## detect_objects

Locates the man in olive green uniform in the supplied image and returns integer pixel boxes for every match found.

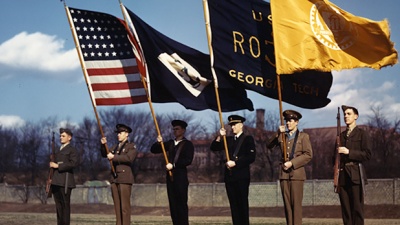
[337,105,371,225]
[50,128,79,225]
[100,124,138,225]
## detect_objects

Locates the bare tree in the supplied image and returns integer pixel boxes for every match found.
[0,126,18,183]
[367,106,400,176]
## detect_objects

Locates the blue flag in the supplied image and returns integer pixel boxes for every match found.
[206,0,332,109]
[123,6,254,112]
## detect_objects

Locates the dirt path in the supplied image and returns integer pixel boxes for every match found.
[0,203,399,219]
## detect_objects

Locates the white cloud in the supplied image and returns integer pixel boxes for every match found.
[0,31,79,73]
[0,115,25,128]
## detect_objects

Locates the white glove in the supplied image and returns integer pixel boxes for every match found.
[166,163,173,170]
[219,128,226,136]
[226,160,236,168]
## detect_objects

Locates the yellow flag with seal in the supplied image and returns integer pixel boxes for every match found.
[271,0,398,74]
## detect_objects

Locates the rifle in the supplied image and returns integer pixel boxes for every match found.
[45,132,56,198]
[333,107,341,193]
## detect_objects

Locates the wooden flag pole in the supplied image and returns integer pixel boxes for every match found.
[64,5,117,177]
[276,74,288,162]
[140,76,173,179]
[202,0,230,161]
[119,2,172,179]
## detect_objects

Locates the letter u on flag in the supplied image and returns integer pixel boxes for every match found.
[271,0,398,74]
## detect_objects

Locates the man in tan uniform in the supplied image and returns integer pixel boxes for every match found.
[267,110,313,225]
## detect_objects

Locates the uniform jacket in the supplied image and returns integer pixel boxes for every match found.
[150,138,194,179]
[51,144,79,188]
[267,131,313,180]
[210,134,256,182]
[339,126,372,185]
[101,141,137,184]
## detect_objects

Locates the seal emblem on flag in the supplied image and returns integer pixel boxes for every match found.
[310,2,358,50]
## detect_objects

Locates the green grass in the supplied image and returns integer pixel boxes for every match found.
[0,213,399,225]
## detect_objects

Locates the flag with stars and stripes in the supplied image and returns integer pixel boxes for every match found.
[66,7,147,106]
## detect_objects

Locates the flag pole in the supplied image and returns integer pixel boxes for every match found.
[119,1,173,178]
[64,5,117,177]
[202,0,230,161]
[276,74,288,162]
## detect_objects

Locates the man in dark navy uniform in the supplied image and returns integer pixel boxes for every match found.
[210,115,256,225]
[151,120,194,225]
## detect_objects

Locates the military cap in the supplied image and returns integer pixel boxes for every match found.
[283,110,302,121]
[59,128,73,137]
[115,124,132,133]
[228,115,246,125]
[171,120,188,129]
[341,105,359,115]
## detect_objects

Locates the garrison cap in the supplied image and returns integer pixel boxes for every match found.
[60,128,73,137]
[171,120,188,129]
[228,115,246,125]
[341,105,359,115]
[283,110,302,121]
[115,124,132,133]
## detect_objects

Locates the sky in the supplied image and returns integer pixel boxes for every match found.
[0,0,399,130]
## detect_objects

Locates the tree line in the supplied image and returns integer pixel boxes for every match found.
[0,106,399,187]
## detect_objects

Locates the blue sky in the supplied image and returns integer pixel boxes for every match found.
[0,0,399,130]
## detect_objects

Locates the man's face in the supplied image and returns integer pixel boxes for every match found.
[285,119,298,132]
[60,132,72,144]
[344,109,358,126]
[230,122,243,134]
[172,126,185,138]
[117,131,129,142]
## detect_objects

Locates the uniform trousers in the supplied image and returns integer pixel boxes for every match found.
[167,175,189,225]
[52,185,72,225]
[111,183,132,225]
[339,175,364,225]
[225,178,250,225]
[280,179,304,225]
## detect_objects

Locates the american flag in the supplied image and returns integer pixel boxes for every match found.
[67,7,147,106]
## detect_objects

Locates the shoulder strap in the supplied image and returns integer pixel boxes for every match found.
[289,130,300,159]
[233,135,246,160]
[173,140,186,164]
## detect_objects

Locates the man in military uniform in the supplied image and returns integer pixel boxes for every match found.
[50,128,79,225]
[267,110,313,225]
[100,124,138,225]
[337,105,372,225]
[151,120,194,225]
[210,115,256,225]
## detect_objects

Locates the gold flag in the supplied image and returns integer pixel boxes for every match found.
[271,0,398,74]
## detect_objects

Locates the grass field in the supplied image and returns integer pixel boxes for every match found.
[0,213,399,225]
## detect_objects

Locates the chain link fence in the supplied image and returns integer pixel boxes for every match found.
[1,179,399,206]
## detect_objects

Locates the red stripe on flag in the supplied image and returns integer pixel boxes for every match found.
[87,66,139,76]
[91,81,143,91]
[95,96,148,105]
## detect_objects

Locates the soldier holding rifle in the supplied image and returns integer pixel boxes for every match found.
[267,110,312,225]
[150,120,194,225]
[210,115,256,225]
[337,105,372,225]
[49,128,78,225]
[100,124,137,225]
